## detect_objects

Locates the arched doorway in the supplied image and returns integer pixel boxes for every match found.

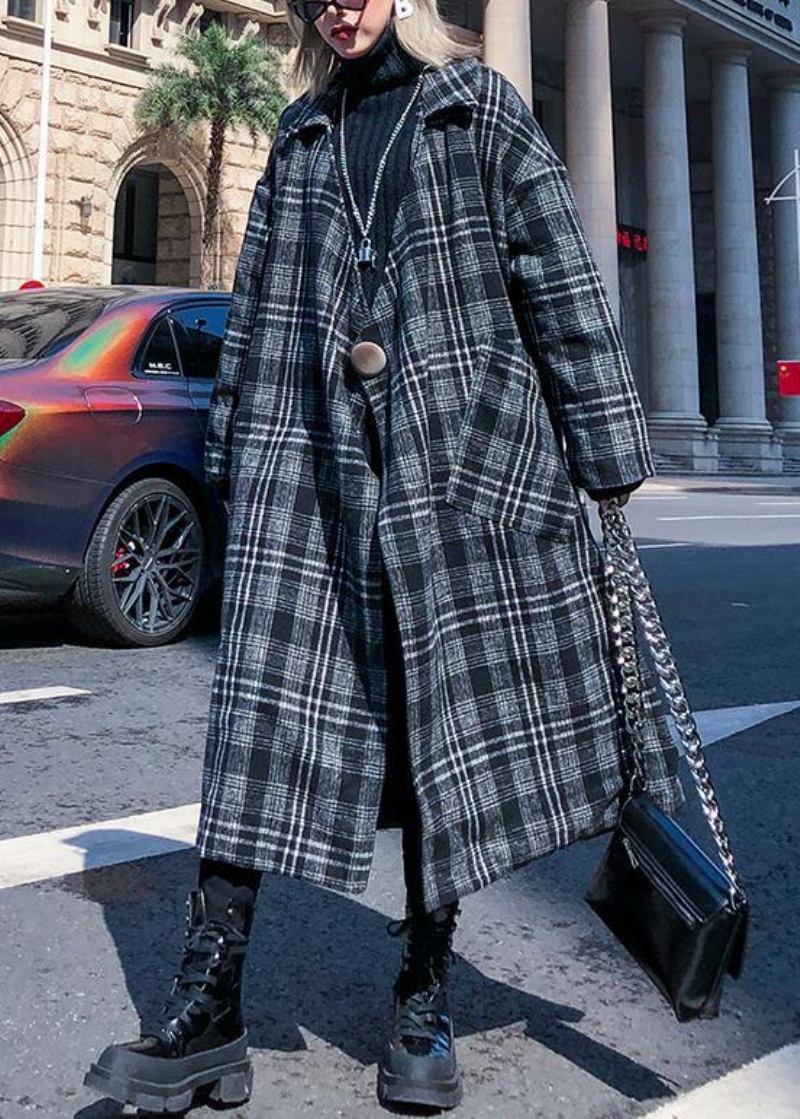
[112,163,192,285]
[0,112,35,290]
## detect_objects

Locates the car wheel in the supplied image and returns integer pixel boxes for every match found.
[65,477,206,647]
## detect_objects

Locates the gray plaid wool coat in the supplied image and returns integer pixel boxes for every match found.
[197,54,685,912]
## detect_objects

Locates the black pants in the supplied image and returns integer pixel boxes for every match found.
[377,558,428,912]
[199,814,427,915]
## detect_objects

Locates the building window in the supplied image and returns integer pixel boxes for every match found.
[109,0,134,46]
[8,0,37,19]
[199,7,224,33]
[438,0,481,33]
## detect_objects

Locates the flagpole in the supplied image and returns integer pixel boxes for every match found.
[31,0,54,281]
[766,149,800,397]
[795,147,800,309]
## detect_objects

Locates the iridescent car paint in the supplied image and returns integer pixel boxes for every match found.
[0,286,230,639]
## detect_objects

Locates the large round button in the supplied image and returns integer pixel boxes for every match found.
[349,340,387,377]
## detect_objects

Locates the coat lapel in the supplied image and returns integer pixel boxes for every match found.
[273,58,479,153]
[271,58,481,334]
[267,59,483,528]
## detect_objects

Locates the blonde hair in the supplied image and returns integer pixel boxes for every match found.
[284,1,481,100]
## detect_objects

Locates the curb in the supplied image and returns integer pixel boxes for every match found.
[644,474,800,495]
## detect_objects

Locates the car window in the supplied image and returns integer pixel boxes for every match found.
[170,304,229,380]
[139,317,181,377]
[0,292,112,361]
[39,331,84,358]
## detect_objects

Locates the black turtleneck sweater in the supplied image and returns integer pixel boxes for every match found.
[332,22,427,309]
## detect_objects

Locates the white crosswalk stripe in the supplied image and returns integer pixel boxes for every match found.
[0,699,797,892]
[693,700,800,745]
[0,685,91,706]
[0,803,200,889]
[658,514,800,521]
[644,1042,800,1118]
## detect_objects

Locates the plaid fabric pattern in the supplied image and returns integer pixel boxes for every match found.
[204,146,279,485]
[197,56,684,912]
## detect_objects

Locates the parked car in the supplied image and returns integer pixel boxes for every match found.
[0,285,232,647]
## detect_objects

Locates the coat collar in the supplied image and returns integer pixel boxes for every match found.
[274,57,479,154]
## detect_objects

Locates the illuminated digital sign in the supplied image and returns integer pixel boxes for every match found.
[617,224,647,255]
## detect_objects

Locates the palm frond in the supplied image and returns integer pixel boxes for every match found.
[137,24,286,136]
[133,22,288,286]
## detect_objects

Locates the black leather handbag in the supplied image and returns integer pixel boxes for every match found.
[584,499,749,1023]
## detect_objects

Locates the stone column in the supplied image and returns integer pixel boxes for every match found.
[766,72,800,467]
[564,0,620,322]
[482,0,533,107]
[636,12,717,471]
[706,45,782,472]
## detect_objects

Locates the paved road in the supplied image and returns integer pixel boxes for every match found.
[1,479,798,1118]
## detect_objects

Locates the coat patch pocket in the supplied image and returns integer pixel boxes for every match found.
[444,334,581,540]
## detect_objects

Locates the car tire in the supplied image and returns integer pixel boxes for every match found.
[65,477,206,648]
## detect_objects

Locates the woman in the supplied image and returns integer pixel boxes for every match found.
[85,0,685,1112]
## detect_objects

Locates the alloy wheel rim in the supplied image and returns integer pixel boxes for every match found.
[110,493,202,634]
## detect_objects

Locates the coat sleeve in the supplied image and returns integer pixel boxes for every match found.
[493,74,654,494]
[203,140,279,486]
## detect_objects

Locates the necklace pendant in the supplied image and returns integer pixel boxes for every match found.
[357,236,377,269]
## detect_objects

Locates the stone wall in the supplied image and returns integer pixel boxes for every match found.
[156,165,192,285]
[0,7,292,290]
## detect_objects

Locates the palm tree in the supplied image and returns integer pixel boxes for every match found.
[135,23,287,288]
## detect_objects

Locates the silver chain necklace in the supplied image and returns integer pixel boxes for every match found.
[338,68,427,270]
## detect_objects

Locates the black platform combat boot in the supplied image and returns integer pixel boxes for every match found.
[377,899,462,1110]
[84,880,256,1113]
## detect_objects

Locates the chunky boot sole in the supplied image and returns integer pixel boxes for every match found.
[84,1033,252,1113]
[376,1060,463,1110]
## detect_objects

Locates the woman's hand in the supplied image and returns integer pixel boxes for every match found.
[597,492,630,514]
[586,480,643,513]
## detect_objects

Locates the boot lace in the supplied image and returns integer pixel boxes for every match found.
[153,909,248,1037]
[386,903,460,1057]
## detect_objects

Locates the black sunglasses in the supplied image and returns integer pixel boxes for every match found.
[289,0,369,24]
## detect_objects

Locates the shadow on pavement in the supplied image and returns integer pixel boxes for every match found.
[0,584,221,651]
[0,598,74,650]
[57,841,675,1117]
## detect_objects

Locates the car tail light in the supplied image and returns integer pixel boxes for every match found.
[0,401,26,437]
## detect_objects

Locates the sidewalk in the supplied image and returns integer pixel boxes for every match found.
[644,473,800,495]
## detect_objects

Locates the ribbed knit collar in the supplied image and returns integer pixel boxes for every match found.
[336,20,426,95]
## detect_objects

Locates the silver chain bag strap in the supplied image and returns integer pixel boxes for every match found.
[584,497,749,1022]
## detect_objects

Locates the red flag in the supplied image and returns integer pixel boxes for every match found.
[777,359,800,396]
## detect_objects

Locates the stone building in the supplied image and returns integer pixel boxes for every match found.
[0,0,300,293]
[2,0,800,473]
